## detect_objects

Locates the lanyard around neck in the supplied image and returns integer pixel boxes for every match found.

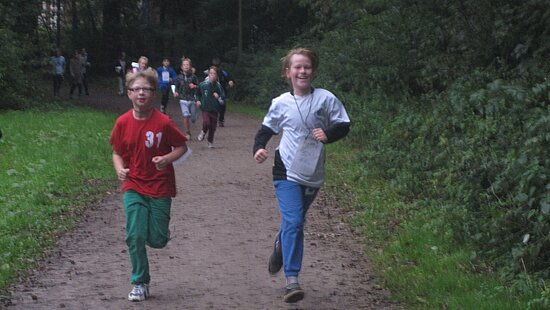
[293,93,314,131]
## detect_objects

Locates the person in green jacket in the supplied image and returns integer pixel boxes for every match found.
[195,66,225,148]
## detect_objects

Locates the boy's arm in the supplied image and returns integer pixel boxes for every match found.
[195,84,202,104]
[152,145,188,170]
[191,76,199,95]
[173,76,181,97]
[253,125,275,155]
[216,83,226,105]
[323,122,351,144]
[170,68,177,81]
[112,151,129,181]
[253,125,275,164]
[219,83,226,99]
[226,70,235,87]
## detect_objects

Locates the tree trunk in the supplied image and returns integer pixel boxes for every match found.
[84,0,98,35]
[238,0,242,62]
[56,0,61,47]
[71,0,78,48]
[101,0,122,63]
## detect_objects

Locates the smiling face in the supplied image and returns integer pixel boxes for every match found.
[286,54,314,96]
[127,77,155,112]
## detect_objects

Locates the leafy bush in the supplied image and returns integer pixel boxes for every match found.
[0,29,27,110]
[232,49,295,107]
[241,0,550,298]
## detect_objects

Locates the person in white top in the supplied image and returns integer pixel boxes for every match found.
[51,48,65,97]
[253,47,351,303]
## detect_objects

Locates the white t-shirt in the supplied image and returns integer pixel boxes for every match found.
[262,88,350,187]
[52,56,65,75]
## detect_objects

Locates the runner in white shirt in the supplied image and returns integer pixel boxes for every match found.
[253,48,351,303]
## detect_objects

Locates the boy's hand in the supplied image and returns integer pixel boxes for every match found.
[152,156,168,170]
[117,168,130,181]
[312,128,328,143]
[196,101,201,108]
[189,83,196,89]
[213,92,219,99]
[173,92,179,97]
[254,149,268,164]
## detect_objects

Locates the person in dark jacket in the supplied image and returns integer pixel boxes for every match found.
[173,58,199,140]
[115,52,130,96]
[195,66,225,148]
[204,57,234,127]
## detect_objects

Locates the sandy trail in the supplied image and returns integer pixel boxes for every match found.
[4,85,398,309]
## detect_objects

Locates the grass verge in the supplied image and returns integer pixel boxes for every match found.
[0,105,116,291]
[324,142,538,309]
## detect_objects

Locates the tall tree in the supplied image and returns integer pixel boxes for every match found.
[56,0,61,47]
[238,0,242,62]
[71,0,78,48]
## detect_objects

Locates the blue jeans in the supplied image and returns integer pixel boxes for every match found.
[273,180,319,277]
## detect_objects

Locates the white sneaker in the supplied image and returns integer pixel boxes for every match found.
[197,131,206,141]
[128,283,149,302]
[208,142,214,148]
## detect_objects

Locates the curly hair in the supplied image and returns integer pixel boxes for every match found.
[280,47,319,78]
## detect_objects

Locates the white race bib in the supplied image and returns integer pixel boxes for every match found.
[162,71,170,82]
[290,136,323,176]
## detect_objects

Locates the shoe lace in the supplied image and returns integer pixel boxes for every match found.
[285,282,301,291]
[130,285,144,296]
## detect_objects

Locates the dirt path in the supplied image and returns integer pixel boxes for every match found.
[4,84,400,309]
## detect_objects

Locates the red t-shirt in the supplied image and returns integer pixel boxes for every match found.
[109,109,187,198]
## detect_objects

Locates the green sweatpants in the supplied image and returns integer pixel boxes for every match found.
[123,190,171,285]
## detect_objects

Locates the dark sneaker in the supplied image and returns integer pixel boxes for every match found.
[268,236,282,275]
[283,283,304,303]
[128,283,149,302]
[218,121,224,127]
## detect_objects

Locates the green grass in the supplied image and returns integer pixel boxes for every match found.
[228,102,268,119]
[230,101,539,309]
[324,142,538,309]
[0,106,117,289]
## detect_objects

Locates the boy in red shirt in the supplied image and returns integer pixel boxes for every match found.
[109,68,188,302]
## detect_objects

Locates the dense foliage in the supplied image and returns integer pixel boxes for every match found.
[321,1,550,279]
[237,0,550,296]
[0,0,44,109]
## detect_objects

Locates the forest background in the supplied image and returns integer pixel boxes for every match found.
[0,0,549,308]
